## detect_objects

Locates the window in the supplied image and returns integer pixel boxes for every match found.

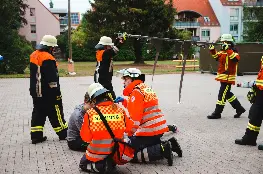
[230,8,239,21]
[30,8,35,16]
[230,23,238,35]
[201,30,210,37]
[204,17,210,23]
[30,25,36,33]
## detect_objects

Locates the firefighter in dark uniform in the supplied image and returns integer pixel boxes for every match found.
[235,56,263,150]
[94,35,126,100]
[29,35,68,144]
[207,34,246,119]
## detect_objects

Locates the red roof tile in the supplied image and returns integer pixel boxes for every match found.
[220,0,243,6]
[172,0,220,26]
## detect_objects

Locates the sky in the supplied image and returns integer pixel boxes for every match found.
[39,0,91,16]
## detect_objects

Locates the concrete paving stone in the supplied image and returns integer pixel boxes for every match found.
[1,74,263,173]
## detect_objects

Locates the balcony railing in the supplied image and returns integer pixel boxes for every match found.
[244,2,263,7]
[174,21,200,28]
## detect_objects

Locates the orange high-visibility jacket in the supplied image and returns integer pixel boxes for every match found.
[80,101,134,162]
[256,58,263,90]
[210,49,240,85]
[122,80,169,137]
[29,50,59,98]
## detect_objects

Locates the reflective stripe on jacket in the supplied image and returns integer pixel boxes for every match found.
[123,80,169,137]
[210,49,240,85]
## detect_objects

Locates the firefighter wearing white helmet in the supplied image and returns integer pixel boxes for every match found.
[207,33,245,119]
[29,35,68,144]
[114,68,183,166]
[79,82,135,173]
[94,34,127,100]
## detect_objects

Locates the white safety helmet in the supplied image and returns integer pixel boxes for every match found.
[98,36,114,46]
[87,83,109,100]
[116,68,142,78]
[220,34,234,42]
[40,35,58,47]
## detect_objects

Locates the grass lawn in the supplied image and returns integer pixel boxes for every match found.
[0,60,199,78]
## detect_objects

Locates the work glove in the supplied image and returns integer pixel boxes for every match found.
[247,85,257,104]
[114,96,124,103]
[221,43,229,51]
[209,45,215,50]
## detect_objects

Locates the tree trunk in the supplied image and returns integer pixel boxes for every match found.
[133,39,145,64]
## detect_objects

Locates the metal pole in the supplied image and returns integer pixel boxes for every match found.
[68,0,72,61]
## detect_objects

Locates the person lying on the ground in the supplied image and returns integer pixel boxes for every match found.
[66,92,93,152]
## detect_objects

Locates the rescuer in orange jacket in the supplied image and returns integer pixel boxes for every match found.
[79,83,135,173]
[29,35,68,144]
[235,56,263,150]
[207,34,246,119]
[115,68,183,166]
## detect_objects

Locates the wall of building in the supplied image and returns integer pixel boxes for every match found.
[209,0,243,41]
[19,0,60,44]
[199,27,221,42]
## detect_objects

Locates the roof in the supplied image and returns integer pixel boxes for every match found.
[172,0,220,26]
[220,0,243,6]
[38,0,59,21]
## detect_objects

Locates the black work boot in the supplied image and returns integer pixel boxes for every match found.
[207,105,223,119]
[207,112,221,119]
[161,141,173,166]
[58,129,67,140]
[234,106,246,118]
[167,124,178,133]
[32,136,47,144]
[168,137,182,157]
[258,144,263,150]
[235,129,258,146]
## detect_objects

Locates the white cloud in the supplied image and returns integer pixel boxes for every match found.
[39,0,91,15]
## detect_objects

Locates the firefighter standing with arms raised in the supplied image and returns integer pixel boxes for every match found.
[207,34,246,119]
[29,35,68,144]
[235,56,263,150]
[94,35,126,100]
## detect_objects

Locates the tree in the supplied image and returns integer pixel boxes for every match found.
[85,0,176,64]
[0,0,33,74]
[243,6,263,42]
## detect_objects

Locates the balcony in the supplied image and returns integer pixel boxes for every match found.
[244,2,263,7]
[173,21,200,28]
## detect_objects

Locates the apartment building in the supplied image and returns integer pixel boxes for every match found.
[49,8,81,34]
[173,0,221,42]
[209,0,243,42]
[19,0,60,46]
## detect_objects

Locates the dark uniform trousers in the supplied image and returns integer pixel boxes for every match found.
[214,82,244,114]
[243,89,263,142]
[31,93,68,140]
[95,73,116,100]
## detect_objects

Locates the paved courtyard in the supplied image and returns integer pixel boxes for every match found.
[0,73,263,174]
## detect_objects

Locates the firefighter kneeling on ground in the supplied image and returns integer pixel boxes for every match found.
[29,35,68,144]
[79,83,135,173]
[94,34,126,100]
[115,68,183,166]
[66,92,94,152]
[207,34,246,119]
[235,56,263,150]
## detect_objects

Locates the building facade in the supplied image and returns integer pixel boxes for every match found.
[209,0,243,42]
[19,0,60,46]
[173,0,221,42]
[48,8,80,34]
